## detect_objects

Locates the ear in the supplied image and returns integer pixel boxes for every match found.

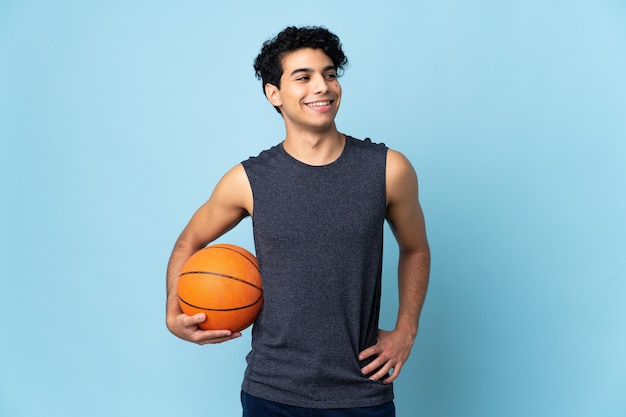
[265,83,282,107]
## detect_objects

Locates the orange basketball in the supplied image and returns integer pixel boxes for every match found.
[178,244,263,332]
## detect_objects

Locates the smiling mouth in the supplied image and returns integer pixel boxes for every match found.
[305,101,332,107]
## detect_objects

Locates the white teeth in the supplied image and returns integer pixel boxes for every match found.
[306,101,331,107]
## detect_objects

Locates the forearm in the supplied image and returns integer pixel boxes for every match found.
[395,246,430,339]
[359,246,430,382]
[165,238,206,328]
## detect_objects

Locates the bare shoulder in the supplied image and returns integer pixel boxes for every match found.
[386,148,419,204]
[211,163,253,216]
[220,163,250,189]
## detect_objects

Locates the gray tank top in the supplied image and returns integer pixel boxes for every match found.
[241,136,393,408]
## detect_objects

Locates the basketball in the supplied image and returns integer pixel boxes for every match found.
[178,244,263,332]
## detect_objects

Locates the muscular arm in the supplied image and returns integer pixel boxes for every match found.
[165,163,253,344]
[359,149,430,383]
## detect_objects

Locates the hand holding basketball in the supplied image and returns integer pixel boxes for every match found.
[177,244,263,332]
[169,312,242,345]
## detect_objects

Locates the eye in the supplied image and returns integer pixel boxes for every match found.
[324,73,337,80]
[296,75,310,81]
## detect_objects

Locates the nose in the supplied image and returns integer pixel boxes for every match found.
[311,73,329,94]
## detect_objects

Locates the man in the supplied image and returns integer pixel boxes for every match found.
[166,26,430,416]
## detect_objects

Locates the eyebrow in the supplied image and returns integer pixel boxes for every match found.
[289,65,337,76]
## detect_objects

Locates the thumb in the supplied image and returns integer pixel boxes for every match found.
[183,313,206,326]
[188,313,206,325]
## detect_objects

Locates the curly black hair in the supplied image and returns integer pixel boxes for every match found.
[253,26,348,113]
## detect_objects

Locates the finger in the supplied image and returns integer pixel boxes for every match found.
[195,328,237,340]
[380,362,404,384]
[382,372,397,384]
[360,355,386,377]
[195,334,236,345]
[368,361,394,382]
[358,345,380,361]
[192,330,242,345]
[360,358,379,376]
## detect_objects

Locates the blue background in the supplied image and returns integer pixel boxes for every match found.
[1,1,625,416]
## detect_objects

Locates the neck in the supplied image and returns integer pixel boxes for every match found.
[282,126,345,166]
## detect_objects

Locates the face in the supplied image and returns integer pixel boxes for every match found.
[265,48,342,133]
